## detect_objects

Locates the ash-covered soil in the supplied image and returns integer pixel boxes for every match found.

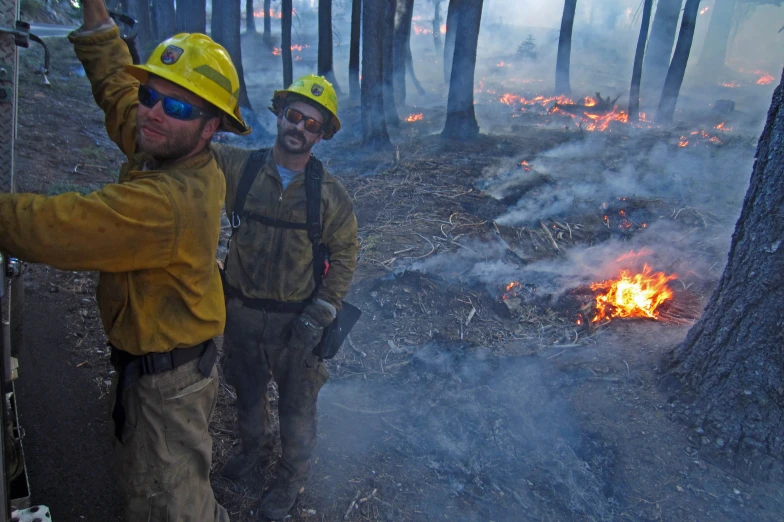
[10,34,784,522]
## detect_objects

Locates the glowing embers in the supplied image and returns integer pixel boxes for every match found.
[678,129,722,148]
[271,44,310,56]
[757,73,775,86]
[405,113,424,122]
[590,263,677,323]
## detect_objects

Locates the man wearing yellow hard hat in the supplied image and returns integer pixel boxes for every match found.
[0,0,248,518]
[212,75,358,519]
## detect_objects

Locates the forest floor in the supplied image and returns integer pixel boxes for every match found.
[9,31,784,522]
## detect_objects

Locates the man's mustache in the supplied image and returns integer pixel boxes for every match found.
[286,130,306,143]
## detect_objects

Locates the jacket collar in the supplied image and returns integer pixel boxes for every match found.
[128,148,214,176]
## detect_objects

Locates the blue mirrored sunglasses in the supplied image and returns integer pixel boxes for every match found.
[137,84,211,121]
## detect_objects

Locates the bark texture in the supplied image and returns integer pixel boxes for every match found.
[349,0,362,104]
[656,0,701,123]
[246,0,257,33]
[441,0,482,141]
[642,0,682,99]
[629,0,654,121]
[393,0,415,106]
[443,0,457,84]
[665,70,784,473]
[361,0,392,148]
[176,0,207,33]
[127,0,154,61]
[555,0,577,95]
[697,0,736,77]
[318,0,340,90]
[153,0,176,41]
[382,0,400,126]
[263,0,272,46]
[211,0,226,44]
[282,0,293,87]
[212,0,252,108]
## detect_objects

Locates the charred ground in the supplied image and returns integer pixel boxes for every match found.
[10,35,784,522]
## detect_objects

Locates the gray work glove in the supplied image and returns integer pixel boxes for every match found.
[289,299,337,351]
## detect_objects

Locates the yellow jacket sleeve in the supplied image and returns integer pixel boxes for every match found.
[0,181,176,272]
[69,25,139,159]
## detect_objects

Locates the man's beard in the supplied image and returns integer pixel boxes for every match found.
[277,129,312,154]
[136,118,204,161]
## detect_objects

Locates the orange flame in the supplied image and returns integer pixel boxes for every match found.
[757,74,775,85]
[405,113,424,122]
[715,122,729,131]
[678,137,689,147]
[591,264,677,323]
[720,82,741,88]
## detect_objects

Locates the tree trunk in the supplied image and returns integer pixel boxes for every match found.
[127,0,154,61]
[642,0,682,98]
[318,0,340,91]
[628,0,654,121]
[555,0,577,95]
[176,0,207,33]
[664,70,784,472]
[441,0,483,141]
[697,0,736,77]
[393,0,415,106]
[212,0,252,109]
[153,0,176,41]
[349,0,362,105]
[263,0,272,46]
[443,0,457,84]
[282,0,293,87]
[361,0,392,149]
[656,0,701,123]
[407,47,426,96]
[246,0,257,33]
[382,0,399,126]
[211,0,225,44]
[433,0,443,56]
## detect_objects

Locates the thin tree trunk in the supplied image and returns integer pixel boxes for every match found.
[318,0,340,91]
[393,0,415,106]
[441,0,483,141]
[362,0,391,148]
[211,0,225,44]
[642,0,682,97]
[664,69,784,471]
[629,0,654,121]
[263,0,272,46]
[407,47,425,95]
[657,0,702,123]
[443,0,457,84]
[213,0,252,109]
[555,0,577,95]
[154,0,176,41]
[176,0,207,33]
[697,0,736,76]
[382,0,399,126]
[246,0,257,33]
[282,0,293,87]
[433,0,443,56]
[349,0,362,105]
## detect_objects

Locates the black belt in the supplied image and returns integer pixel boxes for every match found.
[110,340,218,442]
[223,283,309,313]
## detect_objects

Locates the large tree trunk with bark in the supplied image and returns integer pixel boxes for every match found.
[153,0,176,41]
[642,0,682,98]
[127,0,155,61]
[246,0,257,34]
[361,0,392,149]
[393,0,415,106]
[211,0,226,44]
[318,0,340,90]
[555,0,577,95]
[656,0,701,123]
[282,0,293,87]
[176,0,207,33]
[382,0,399,126]
[212,0,252,109]
[443,0,457,84]
[432,0,443,56]
[349,0,362,104]
[664,70,784,475]
[263,0,272,46]
[441,0,482,141]
[629,0,654,121]
[697,0,736,77]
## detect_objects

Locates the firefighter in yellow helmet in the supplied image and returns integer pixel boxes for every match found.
[0,0,248,519]
[211,75,358,520]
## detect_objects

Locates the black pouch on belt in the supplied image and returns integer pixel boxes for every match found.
[110,340,217,442]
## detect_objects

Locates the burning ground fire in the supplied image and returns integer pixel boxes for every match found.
[405,113,424,122]
[272,44,310,57]
[589,264,678,323]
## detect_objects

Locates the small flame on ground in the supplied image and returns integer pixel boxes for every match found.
[699,6,710,14]
[715,122,731,131]
[757,74,775,85]
[502,281,525,300]
[720,82,741,88]
[678,137,689,147]
[405,113,424,122]
[591,264,677,323]
[518,160,531,171]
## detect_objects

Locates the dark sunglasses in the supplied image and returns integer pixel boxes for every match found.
[138,84,211,121]
[283,107,324,134]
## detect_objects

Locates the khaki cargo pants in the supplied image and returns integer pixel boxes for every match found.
[111,358,229,522]
[222,296,329,485]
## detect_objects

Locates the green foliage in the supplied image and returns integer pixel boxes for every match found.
[517,34,538,61]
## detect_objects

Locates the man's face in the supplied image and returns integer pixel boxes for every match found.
[276,100,324,155]
[135,76,219,161]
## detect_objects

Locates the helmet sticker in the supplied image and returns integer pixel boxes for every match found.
[311,84,324,96]
[160,45,184,65]
[292,80,306,88]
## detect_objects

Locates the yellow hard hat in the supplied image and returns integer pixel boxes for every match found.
[125,33,251,135]
[270,74,340,139]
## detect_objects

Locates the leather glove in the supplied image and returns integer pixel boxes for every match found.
[289,299,336,351]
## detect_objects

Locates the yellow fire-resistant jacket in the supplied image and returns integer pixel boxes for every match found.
[212,145,358,311]
[0,26,226,355]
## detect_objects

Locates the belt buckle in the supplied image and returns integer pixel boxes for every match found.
[141,351,173,375]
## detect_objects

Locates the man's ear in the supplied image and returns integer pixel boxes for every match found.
[201,116,221,140]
